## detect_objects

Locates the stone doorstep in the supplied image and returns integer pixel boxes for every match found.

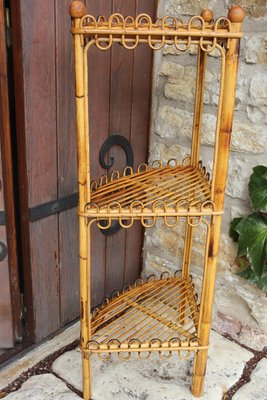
[1,327,266,400]
[51,330,253,400]
[1,374,80,400]
[232,358,267,400]
[0,322,80,390]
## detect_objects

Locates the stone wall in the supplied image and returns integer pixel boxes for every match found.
[143,0,267,349]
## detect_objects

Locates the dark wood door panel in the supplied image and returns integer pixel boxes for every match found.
[106,0,136,296]
[87,0,112,307]
[18,0,59,342]
[88,0,155,302]
[55,0,79,326]
[12,0,155,342]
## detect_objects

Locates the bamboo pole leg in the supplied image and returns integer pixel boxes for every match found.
[79,217,93,399]
[70,3,92,398]
[82,355,92,400]
[192,9,245,396]
[191,215,221,397]
[192,349,208,397]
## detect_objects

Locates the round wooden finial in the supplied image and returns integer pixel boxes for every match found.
[69,1,86,18]
[228,5,245,23]
[201,9,213,23]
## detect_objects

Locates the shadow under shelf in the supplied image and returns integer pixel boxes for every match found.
[82,272,204,360]
[79,160,221,225]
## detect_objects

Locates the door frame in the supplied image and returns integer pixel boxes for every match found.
[0,0,22,351]
[9,0,35,343]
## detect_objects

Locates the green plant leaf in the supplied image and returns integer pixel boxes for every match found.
[235,212,267,277]
[229,217,243,242]
[249,165,267,212]
[238,267,267,292]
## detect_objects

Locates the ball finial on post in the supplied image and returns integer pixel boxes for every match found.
[69,0,86,18]
[201,9,213,23]
[228,5,245,23]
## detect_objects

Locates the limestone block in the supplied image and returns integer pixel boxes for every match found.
[163,65,196,102]
[243,34,267,64]
[217,233,237,271]
[4,374,80,400]
[250,74,267,107]
[235,67,250,107]
[226,155,250,199]
[231,120,267,154]
[225,152,267,200]
[155,105,217,145]
[235,281,267,331]
[247,105,267,124]
[165,82,194,102]
[161,62,215,104]
[149,142,190,163]
[160,60,184,81]
[155,105,193,139]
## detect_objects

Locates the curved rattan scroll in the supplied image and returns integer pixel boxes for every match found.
[76,13,239,53]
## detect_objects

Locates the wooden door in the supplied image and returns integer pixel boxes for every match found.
[11,0,155,343]
[0,0,21,348]
[88,0,155,306]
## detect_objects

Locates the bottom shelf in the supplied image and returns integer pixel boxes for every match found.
[84,273,202,359]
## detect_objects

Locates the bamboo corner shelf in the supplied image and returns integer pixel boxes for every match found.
[70,2,245,399]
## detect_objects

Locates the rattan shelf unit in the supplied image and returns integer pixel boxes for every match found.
[70,2,244,399]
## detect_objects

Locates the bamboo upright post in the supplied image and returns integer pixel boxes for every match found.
[192,6,245,397]
[183,9,211,280]
[180,10,212,325]
[70,2,92,399]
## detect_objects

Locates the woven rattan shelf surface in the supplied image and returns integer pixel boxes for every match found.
[84,273,200,358]
[81,161,218,222]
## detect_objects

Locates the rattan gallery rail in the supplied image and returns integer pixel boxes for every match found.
[69,2,245,399]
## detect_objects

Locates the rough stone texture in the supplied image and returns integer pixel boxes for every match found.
[52,331,253,400]
[250,74,267,107]
[0,323,79,390]
[232,358,267,400]
[166,0,218,16]
[3,374,80,400]
[228,0,267,18]
[243,34,267,64]
[144,0,267,351]
[155,104,266,155]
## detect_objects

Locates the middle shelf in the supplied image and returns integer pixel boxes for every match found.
[81,160,217,222]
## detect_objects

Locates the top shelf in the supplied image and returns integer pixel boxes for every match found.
[70,4,245,47]
[74,14,242,39]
